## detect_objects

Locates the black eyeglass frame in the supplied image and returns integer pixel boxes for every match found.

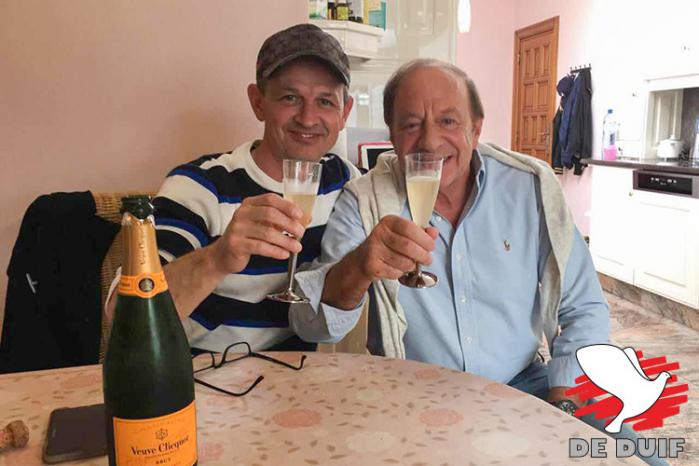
[192,341,306,397]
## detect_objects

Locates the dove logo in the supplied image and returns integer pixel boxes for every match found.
[566,344,688,433]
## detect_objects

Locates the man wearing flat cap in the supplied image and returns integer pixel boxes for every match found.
[107,24,360,353]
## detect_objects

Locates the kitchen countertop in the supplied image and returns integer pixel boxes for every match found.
[581,157,699,175]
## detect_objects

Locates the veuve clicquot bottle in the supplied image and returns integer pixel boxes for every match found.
[103,196,197,466]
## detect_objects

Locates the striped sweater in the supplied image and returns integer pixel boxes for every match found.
[153,140,361,352]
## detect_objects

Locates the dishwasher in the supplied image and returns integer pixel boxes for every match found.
[632,170,699,198]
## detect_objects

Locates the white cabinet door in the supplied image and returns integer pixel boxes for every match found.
[632,191,699,308]
[589,166,634,283]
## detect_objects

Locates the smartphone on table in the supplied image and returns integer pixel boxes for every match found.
[43,403,107,464]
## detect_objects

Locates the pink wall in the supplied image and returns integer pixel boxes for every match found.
[0,1,307,327]
[514,0,596,235]
[456,0,515,148]
[457,0,596,235]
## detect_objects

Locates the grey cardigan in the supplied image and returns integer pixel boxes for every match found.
[344,143,575,358]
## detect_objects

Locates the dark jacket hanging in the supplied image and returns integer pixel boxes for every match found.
[552,74,573,174]
[0,192,119,373]
[551,108,564,174]
[559,68,592,175]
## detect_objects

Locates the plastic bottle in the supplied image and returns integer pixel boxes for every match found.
[602,109,619,161]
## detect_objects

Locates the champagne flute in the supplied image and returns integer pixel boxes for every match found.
[267,159,322,304]
[399,152,443,288]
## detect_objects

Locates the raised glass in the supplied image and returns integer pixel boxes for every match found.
[399,152,443,288]
[267,159,322,303]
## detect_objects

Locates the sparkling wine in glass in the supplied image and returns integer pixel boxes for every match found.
[267,159,322,303]
[399,152,443,288]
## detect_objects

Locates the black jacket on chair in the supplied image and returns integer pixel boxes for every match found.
[0,192,119,373]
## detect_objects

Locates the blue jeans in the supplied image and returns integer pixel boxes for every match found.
[508,360,670,466]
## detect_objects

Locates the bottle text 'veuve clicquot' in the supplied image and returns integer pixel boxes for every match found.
[103,196,197,466]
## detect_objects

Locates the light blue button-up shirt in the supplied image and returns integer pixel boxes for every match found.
[293,150,609,389]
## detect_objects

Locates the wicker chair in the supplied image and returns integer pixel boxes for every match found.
[317,303,369,354]
[94,192,155,362]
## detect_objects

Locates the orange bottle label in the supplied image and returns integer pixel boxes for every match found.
[118,271,169,299]
[113,401,197,466]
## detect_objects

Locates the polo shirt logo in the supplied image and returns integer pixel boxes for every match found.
[503,240,511,252]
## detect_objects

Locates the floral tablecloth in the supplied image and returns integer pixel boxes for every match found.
[0,352,642,465]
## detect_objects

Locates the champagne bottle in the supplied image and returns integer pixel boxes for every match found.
[103,196,197,466]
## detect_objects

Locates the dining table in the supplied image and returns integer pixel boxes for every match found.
[0,351,644,465]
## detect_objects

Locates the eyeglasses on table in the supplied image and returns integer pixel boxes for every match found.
[192,341,306,397]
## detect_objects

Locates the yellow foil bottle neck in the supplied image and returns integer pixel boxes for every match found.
[118,212,168,298]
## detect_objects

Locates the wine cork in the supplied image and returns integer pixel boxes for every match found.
[0,420,29,452]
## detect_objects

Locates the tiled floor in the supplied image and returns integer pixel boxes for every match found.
[607,292,699,466]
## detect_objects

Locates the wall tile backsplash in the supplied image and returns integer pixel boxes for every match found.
[681,87,699,156]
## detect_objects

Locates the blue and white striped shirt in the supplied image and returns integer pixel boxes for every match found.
[153,140,361,352]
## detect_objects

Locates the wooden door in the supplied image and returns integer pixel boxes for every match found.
[511,17,559,163]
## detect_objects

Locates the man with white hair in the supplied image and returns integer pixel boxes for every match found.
[294,58,667,466]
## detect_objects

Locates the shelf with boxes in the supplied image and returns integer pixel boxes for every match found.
[308,0,385,60]
[309,0,386,27]
[309,19,384,60]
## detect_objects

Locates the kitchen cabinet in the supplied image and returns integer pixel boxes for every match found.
[635,2,699,81]
[589,166,635,283]
[633,190,699,308]
[309,19,384,60]
[315,0,458,130]
[615,89,645,158]
[589,165,699,309]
